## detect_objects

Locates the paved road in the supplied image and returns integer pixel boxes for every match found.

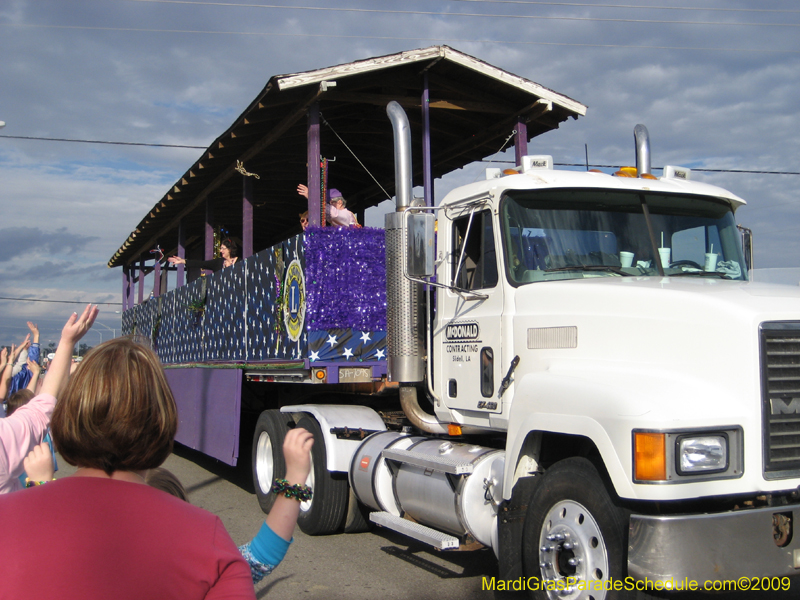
[57,446,800,599]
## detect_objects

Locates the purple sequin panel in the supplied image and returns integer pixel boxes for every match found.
[304,226,386,330]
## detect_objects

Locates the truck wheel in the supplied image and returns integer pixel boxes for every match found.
[296,415,349,536]
[252,409,290,514]
[522,458,638,600]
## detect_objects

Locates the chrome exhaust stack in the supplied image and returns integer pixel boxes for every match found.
[634,124,651,177]
[385,101,425,384]
[384,101,491,435]
[387,101,413,210]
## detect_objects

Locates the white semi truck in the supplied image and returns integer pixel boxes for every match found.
[259,103,800,598]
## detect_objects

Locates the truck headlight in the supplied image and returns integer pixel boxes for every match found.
[633,427,741,483]
[677,434,728,474]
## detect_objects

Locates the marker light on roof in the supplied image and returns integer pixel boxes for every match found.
[614,166,637,177]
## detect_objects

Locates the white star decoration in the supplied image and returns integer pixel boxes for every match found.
[327,335,338,348]
[375,348,386,359]
[343,347,353,359]
[360,331,371,343]
[310,350,320,362]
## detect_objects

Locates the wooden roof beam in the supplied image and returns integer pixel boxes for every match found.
[431,100,553,167]
[124,85,328,266]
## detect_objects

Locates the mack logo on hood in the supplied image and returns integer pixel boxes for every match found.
[445,322,480,341]
[771,398,800,415]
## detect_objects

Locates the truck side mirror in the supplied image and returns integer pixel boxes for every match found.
[406,212,435,278]
[738,225,753,271]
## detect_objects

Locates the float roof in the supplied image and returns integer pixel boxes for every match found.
[108,45,586,268]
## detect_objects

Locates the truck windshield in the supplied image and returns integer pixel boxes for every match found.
[501,189,748,284]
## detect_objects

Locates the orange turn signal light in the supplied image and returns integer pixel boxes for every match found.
[633,432,666,481]
[448,424,463,437]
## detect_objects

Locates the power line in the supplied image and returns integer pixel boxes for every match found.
[486,161,800,176]
[4,135,798,177]
[116,0,800,27]
[0,135,205,149]
[6,5,800,30]
[0,297,122,306]
[449,0,800,14]
[3,23,796,54]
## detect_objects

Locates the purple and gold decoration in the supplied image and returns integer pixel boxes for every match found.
[304,226,386,330]
[282,259,306,342]
[305,226,387,362]
[122,227,384,366]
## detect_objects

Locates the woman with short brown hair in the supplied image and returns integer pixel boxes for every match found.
[0,336,255,600]
[51,337,177,475]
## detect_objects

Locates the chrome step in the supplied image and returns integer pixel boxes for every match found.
[370,511,460,550]
[380,448,474,475]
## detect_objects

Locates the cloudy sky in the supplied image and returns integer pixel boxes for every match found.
[0,0,798,345]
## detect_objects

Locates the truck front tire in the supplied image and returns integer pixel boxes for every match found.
[522,458,639,600]
[295,415,349,535]
[252,409,291,513]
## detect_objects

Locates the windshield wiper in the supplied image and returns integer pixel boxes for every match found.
[544,265,633,276]
[670,271,731,279]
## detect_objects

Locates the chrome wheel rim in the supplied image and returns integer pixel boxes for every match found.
[538,500,609,600]
[255,431,274,494]
[299,449,315,513]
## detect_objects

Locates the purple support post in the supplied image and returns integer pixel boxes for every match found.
[122,267,128,311]
[126,266,134,309]
[242,176,254,259]
[422,73,433,207]
[204,198,214,275]
[205,199,215,260]
[514,118,528,168]
[307,103,322,227]
[137,258,145,305]
[177,218,186,287]
[153,260,161,297]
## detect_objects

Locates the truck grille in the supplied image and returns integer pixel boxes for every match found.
[761,322,800,479]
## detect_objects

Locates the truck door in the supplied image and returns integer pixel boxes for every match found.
[437,205,504,415]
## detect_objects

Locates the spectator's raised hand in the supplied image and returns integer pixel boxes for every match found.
[0,346,7,365]
[13,336,30,360]
[42,305,99,398]
[283,426,314,485]
[297,183,309,199]
[23,443,55,484]
[61,304,99,346]
[26,322,40,343]
[27,358,41,376]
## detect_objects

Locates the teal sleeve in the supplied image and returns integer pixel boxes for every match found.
[249,521,292,567]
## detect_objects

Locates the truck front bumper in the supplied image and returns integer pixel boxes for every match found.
[628,504,800,583]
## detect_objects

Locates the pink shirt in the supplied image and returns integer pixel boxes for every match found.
[326,204,357,227]
[0,392,55,493]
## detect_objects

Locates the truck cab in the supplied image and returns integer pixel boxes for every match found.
[389,114,800,594]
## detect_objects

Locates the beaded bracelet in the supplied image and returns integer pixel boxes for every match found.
[25,478,55,488]
[271,478,313,502]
